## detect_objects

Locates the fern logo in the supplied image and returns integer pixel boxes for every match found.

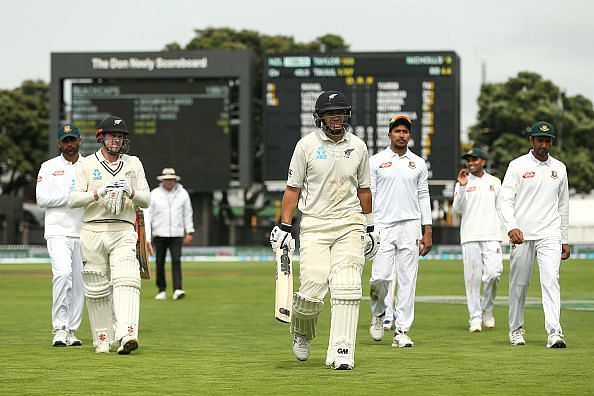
[316,146,328,160]
[92,169,102,180]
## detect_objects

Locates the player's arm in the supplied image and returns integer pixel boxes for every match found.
[559,167,570,260]
[451,170,467,214]
[183,190,195,245]
[68,163,95,208]
[281,186,300,225]
[417,162,432,256]
[36,163,68,208]
[498,162,523,244]
[129,159,151,208]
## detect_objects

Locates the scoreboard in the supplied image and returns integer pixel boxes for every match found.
[262,52,460,184]
[66,78,232,191]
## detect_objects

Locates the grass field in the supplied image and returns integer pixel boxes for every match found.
[1,259,593,395]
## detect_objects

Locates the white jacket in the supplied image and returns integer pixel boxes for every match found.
[149,183,195,238]
[36,154,84,238]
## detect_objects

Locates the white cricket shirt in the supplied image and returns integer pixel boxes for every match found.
[287,129,370,219]
[68,150,151,231]
[498,151,569,243]
[452,171,502,243]
[369,147,432,227]
[36,154,84,238]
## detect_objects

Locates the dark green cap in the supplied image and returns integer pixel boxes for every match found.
[529,121,555,138]
[57,123,80,141]
[461,148,488,160]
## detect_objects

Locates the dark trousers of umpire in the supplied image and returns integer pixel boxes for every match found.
[154,236,184,292]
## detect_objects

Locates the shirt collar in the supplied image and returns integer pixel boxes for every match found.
[385,146,411,159]
[528,150,552,166]
[59,154,81,165]
[95,149,121,164]
[316,129,350,143]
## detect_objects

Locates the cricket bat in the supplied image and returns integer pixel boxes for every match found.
[135,209,151,280]
[274,244,293,323]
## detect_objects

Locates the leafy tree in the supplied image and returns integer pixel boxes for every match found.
[470,72,594,193]
[0,80,49,196]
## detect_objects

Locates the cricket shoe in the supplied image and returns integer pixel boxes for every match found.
[369,316,384,341]
[392,329,414,348]
[117,335,139,355]
[469,318,482,333]
[155,291,167,300]
[66,331,82,346]
[292,335,310,361]
[546,331,566,349]
[52,329,68,347]
[333,356,353,371]
[509,328,526,346]
[482,310,495,328]
[172,289,186,300]
[382,318,393,331]
[95,330,111,353]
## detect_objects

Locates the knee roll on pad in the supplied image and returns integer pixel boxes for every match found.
[112,276,141,290]
[111,255,142,289]
[82,271,110,299]
[330,263,362,300]
[290,293,324,340]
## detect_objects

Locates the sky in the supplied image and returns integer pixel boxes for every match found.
[3,0,593,135]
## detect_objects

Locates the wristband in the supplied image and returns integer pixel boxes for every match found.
[364,213,374,233]
[280,223,292,232]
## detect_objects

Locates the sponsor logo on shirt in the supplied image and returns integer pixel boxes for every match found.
[69,179,75,191]
[92,169,102,180]
[37,176,42,183]
[316,146,328,160]
[522,171,535,179]
[408,161,416,169]
[288,168,293,177]
[489,185,495,191]
[466,186,476,192]
[551,170,558,179]
[379,161,392,168]
[52,170,64,176]
[344,148,355,158]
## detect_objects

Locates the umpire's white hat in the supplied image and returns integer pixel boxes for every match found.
[157,168,181,181]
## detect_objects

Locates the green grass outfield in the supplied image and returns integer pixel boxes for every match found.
[1,259,593,395]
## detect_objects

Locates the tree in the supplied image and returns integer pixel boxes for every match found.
[0,80,49,196]
[470,72,594,193]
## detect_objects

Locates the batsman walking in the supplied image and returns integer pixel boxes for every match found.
[68,115,150,354]
[270,91,378,370]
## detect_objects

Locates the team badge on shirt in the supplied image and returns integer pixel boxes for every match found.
[37,176,42,183]
[551,170,558,179]
[316,146,328,160]
[344,148,355,158]
[92,169,102,180]
[408,161,416,169]
[489,185,495,191]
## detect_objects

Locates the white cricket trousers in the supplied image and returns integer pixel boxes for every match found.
[369,219,421,332]
[509,238,563,335]
[462,241,503,323]
[47,236,84,331]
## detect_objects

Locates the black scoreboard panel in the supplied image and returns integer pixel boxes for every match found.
[263,52,460,182]
[68,78,231,191]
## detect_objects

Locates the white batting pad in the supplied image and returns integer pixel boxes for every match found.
[83,271,114,346]
[113,285,140,341]
[290,293,324,340]
[325,299,360,367]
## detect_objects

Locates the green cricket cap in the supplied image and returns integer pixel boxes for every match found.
[529,121,556,138]
[461,148,488,160]
[57,123,80,141]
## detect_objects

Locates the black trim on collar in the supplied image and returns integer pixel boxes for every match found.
[94,153,124,177]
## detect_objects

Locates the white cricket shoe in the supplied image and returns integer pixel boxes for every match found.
[369,316,384,341]
[66,331,82,346]
[382,318,393,331]
[52,329,68,347]
[469,318,482,333]
[392,329,414,348]
[172,289,186,300]
[292,335,310,361]
[509,328,526,346]
[95,330,111,353]
[155,291,167,300]
[482,310,495,328]
[546,332,566,349]
[117,335,139,355]
[333,356,353,370]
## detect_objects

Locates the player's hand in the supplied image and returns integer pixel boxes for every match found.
[113,179,133,196]
[561,243,570,260]
[270,223,293,251]
[364,226,380,259]
[508,228,524,245]
[457,169,469,186]
[96,181,120,198]
[419,232,433,256]
[104,188,126,216]
[183,233,193,245]
[147,242,154,256]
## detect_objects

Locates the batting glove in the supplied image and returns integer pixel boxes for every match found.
[364,225,380,260]
[270,223,293,251]
[112,179,132,196]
